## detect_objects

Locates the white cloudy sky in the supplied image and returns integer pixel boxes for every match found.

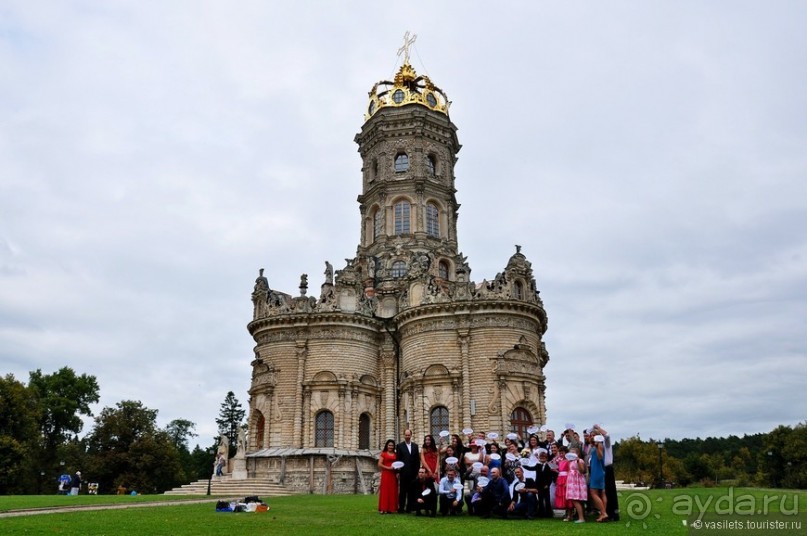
[2,1,805,448]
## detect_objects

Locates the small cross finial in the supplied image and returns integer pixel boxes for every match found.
[397,31,417,64]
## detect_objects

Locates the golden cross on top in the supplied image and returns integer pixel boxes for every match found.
[397,31,417,64]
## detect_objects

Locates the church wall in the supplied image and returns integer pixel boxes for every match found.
[249,453,379,494]
[396,310,463,438]
[251,340,300,448]
[464,308,546,434]
[394,304,546,438]
[304,324,381,382]
[302,322,383,450]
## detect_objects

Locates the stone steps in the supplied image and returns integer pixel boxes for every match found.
[163,477,294,497]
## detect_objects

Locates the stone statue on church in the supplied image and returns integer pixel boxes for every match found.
[235,428,247,459]
[299,273,308,296]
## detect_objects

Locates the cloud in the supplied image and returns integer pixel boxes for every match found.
[1,1,805,445]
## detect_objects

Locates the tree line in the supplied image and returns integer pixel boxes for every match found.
[3,367,803,493]
[614,423,806,489]
[0,368,245,494]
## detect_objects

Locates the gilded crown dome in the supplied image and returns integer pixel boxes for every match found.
[365,61,450,121]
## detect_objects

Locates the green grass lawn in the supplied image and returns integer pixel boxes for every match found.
[1,488,804,535]
[0,493,215,512]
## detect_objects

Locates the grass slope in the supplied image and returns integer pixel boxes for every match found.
[1,488,804,536]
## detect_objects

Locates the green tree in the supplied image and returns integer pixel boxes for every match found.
[762,423,807,489]
[164,419,197,451]
[684,453,711,482]
[0,374,40,493]
[85,400,185,494]
[164,419,197,483]
[215,391,245,457]
[27,367,99,486]
[28,367,100,453]
[189,440,218,480]
[614,436,659,484]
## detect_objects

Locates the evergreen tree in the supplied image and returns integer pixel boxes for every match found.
[215,391,245,457]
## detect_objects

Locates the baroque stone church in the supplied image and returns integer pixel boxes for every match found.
[243,49,550,493]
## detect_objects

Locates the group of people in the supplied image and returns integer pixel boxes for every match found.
[377,424,619,523]
[57,471,83,495]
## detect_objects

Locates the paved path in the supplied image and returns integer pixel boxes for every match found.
[0,498,216,518]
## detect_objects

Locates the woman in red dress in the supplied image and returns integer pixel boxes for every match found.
[378,439,399,514]
[420,434,439,482]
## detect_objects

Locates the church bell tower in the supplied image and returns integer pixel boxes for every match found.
[243,37,550,494]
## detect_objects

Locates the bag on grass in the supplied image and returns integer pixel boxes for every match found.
[215,500,233,512]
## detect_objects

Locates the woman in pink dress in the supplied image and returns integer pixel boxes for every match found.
[564,447,588,523]
[553,444,569,514]
[378,439,399,514]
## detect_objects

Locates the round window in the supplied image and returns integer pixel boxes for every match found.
[392,89,405,104]
[426,93,437,107]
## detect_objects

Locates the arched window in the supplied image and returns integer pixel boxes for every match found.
[438,260,449,280]
[358,413,371,450]
[315,410,334,447]
[373,208,384,239]
[430,406,449,437]
[425,154,436,175]
[255,410,265,449]
[426,203,439,237]
[510,407,533,440]
[394,201,411,234]
[394,153,409,172]
[514,281,524,300]
[391,261,407,278]
[371,159,378,181]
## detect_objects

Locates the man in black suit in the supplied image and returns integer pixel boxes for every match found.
[534,449,554,517]
[396,429,419,513]
[508,467,538,519]
[409,467,437,516]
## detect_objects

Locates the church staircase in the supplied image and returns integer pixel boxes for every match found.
[163,476,293,497]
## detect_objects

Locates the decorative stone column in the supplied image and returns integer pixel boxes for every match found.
[415,381,425,438]
[338,384,347,447]
[498,377,508,434]
[350,384,359,449]
[262,387,274,449]
[382,350,396,441]
[293,340,308,447]
[451,378,461,432]
[376,393,384,447]
[302,386,312,446]
[457,331,471,428]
